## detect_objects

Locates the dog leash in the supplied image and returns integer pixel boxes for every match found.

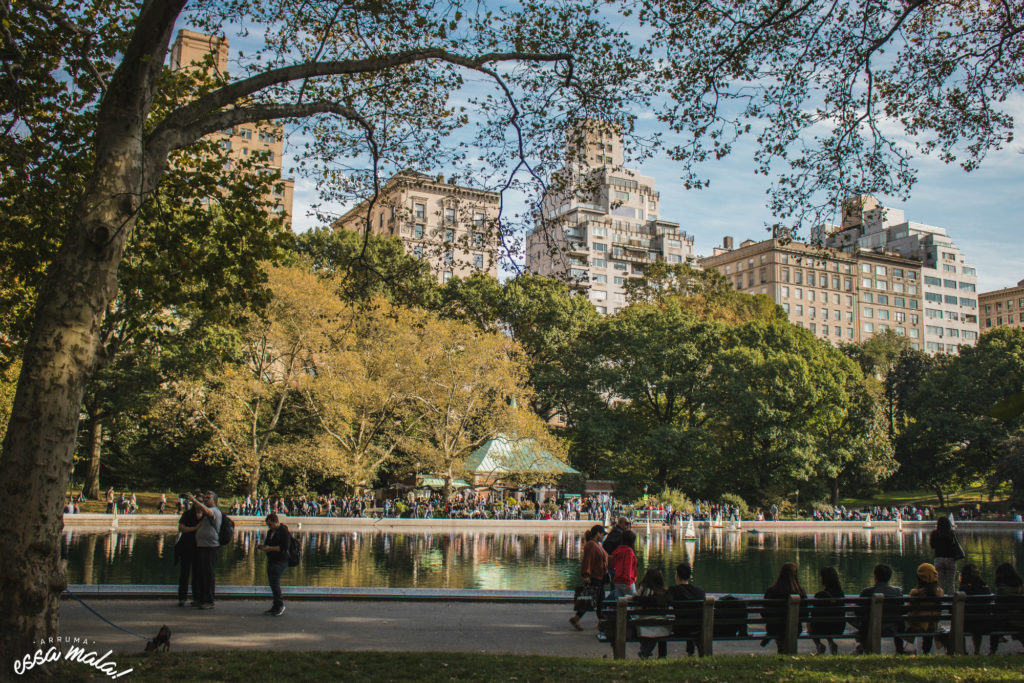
[63,588,150,641]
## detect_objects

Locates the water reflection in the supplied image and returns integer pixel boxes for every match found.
[63,527,1023,594]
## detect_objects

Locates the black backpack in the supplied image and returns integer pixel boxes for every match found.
[215,513,234,546]
[286,529,301,567]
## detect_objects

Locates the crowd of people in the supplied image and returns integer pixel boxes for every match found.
[570,516,1024,659]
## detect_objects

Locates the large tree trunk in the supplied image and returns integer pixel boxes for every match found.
[0,0,177,654]
[83,410,103,500]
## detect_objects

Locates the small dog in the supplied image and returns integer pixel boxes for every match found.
[145,625,171,652]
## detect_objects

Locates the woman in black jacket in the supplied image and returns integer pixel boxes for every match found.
[762,562,807,653]
[808,566,845,655]
[929,516,960,595]
[259,513,292,617]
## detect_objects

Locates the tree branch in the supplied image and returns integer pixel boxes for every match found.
[156,48,572,138]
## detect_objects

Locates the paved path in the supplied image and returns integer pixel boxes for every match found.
[60,598,1023,659]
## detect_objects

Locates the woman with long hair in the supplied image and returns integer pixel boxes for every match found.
[634,568,672,659]
[808,566,844,655]
[762,562,807,652]
[570,524,608,631]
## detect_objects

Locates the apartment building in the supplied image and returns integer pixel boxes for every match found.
[817,195,979,354]
[701,237,925,348]
[333,170,500,283]
[525,124,695,315]
[980,280,1024,332]
[169,30,294,225]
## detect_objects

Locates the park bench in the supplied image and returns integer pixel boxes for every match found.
[596,592,1021,659]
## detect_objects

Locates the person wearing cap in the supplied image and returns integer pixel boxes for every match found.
[907,562,946,654]
[186,491,222,610]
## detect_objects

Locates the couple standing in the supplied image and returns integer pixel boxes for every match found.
[569,517,639,629]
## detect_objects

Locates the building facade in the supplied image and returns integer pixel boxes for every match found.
[701,237,925,348]
[524,125,695,315]
[980,280,1024,332]
[334,170,501,283]
[817,196,979,354]
[169,30,294,225]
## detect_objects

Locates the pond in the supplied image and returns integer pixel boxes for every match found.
[63,526,1024,595]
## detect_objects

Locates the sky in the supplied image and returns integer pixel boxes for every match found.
[284,107,1023,294]
[205,16,1024,295]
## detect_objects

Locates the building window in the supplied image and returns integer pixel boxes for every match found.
[444,250,454,264]
[414,203,426,219]
[413,245,423,259]
[474,212,485,227]
[593,242,608,251]
[593,258,607,268]
[878,309,890,321]
[443,271,453,283]
[863,307,874,318]
[862,278,872,288]
[863,292,873,303]
[473,231,484,247]
[864,322,874,333]
[474,254,484,269]
[877,294,889,305]
[614,276,624,285]
[782,286,790,298]
[444,228,454,243]
[414,223,424,238]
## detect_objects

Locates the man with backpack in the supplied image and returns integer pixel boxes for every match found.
[186,491,223,610]
[259,513,293,616]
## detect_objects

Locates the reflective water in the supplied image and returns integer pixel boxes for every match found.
[63,526,1024,594]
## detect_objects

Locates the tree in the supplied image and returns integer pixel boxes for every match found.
[572,301,723,492]
[396,314,561,502]
[622,262,786,325]
[0,0,627,653]
[899,327,1024,507]
[184,264,348,496]
[298,300,431,491]
[439,273,600,421]
[3,0,1022,657]
[705,320,863,505]
[291,226,439,309]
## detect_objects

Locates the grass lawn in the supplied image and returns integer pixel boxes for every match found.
[49,651,1024,682]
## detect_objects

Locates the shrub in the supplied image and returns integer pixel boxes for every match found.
[810,500,834,515]
[719,493,749,518]
[655,488,695,513]
[543,503,558,516]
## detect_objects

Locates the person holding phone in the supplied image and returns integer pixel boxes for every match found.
[259,513,292,616]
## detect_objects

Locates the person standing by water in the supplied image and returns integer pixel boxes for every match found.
[187,491,222,610]
[259,513,292,616]
[175,491,202,607]
[570,524,607,631]
[930,516,960,595]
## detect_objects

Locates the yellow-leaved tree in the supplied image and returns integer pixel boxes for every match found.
[184,264,349,495]
[398,315,566,502]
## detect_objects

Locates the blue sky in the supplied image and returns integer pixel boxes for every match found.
[203,17,1024,295]
[286,99,1024,294]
